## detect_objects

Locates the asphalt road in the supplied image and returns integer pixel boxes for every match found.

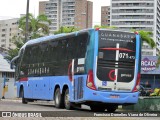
[0,100,159,120]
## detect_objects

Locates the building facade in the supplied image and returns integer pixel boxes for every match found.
[39,1,47,15]
[0,18,20,50]
[110,0,160,56]
[101,6,110,26]
[41,0,93,32]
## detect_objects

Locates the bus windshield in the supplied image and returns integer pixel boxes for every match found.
[97,30,136,84]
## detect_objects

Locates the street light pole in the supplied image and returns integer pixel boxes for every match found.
[25,0,30,42]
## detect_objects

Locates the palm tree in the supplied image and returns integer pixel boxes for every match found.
[54,26,79,35]
[19,13,51,39]
[137,30,155,48]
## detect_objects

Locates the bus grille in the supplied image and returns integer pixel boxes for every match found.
[74,77,83,100]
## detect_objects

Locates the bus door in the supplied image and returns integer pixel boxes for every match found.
[96,30,137,92]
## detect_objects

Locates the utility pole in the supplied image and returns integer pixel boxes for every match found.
[25,0,30,42]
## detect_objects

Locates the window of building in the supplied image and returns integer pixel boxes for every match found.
[2,29,6,32]
[1,44,5,47]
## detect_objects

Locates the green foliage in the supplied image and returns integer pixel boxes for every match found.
[5,13,51,62]
[19,13,51,39]
[94,25,117,29]
[138,30,155,48]
[54,26,79,35]
[4,36,24,61]
[156,56,160,68]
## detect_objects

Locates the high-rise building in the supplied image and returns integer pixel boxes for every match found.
[101,6,110,26]
[39,1,47,15]
[110,0,160,56]
[41,0,93,32]
[0,18,20,50]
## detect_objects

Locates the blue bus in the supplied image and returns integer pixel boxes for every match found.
[11,28,141,112]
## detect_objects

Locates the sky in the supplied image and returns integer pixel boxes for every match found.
[0,0,110,25]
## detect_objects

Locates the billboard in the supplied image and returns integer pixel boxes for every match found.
[141,56,160,74]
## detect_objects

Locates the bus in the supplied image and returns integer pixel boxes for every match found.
[11,28,141,112]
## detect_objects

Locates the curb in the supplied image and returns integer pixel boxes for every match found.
[0,98,22,102]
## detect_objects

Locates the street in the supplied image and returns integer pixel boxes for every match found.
[0,100,159,120]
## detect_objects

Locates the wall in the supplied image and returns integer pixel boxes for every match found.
[0,78,17,99]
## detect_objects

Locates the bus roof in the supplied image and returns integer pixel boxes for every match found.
[21,28,94,49]
[19,28,137,52]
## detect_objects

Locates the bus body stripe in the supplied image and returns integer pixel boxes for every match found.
[19,77,28,81]
[100,48,134,52]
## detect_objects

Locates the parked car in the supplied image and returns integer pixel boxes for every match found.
[139,83,153,96]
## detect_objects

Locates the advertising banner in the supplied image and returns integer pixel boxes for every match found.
[141,56,160,74]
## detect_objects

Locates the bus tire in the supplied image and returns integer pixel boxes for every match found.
[64,88,74,110]
[106,105,117,112]
[20,88,27,104]
[54,88,64,108]
[90,105,105,112]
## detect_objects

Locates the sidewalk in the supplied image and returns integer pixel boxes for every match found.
[0,98,22,102]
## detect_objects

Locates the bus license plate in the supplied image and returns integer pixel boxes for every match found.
[110,95,119,98]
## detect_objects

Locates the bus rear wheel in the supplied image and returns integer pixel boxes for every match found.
[54,88,64,108]
[64,88,74,110]
[20,88,27,104]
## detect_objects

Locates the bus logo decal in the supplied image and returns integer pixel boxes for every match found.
[108,70,116,81]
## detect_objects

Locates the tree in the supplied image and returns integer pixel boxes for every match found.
[4,36,24,62]
[137,30,155,48]
[19,13,51,39]
[4,14,51,62]
[54,26,79,35]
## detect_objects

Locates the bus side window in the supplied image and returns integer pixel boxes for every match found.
[61,39,67,60]
[57,40,63,61]
[40,42,48,63]
[77,33,89,58]
[67,37,77,60]
[50,40,58,62]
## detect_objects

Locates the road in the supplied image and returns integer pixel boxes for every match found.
[0,100,159,120]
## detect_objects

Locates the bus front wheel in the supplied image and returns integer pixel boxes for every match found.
[20,88,27,104]
[54,88,64,108]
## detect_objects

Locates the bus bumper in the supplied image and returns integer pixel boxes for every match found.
[83,88,139,104]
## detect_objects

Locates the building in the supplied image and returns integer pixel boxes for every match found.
[39,1,47,15]
[101,6,110,26]
[0,18,20,50]
[41,0,93,32]
[0,54,16,99]
[110,0,160,56]
[86,1,93,28]
[0,54,14,79]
